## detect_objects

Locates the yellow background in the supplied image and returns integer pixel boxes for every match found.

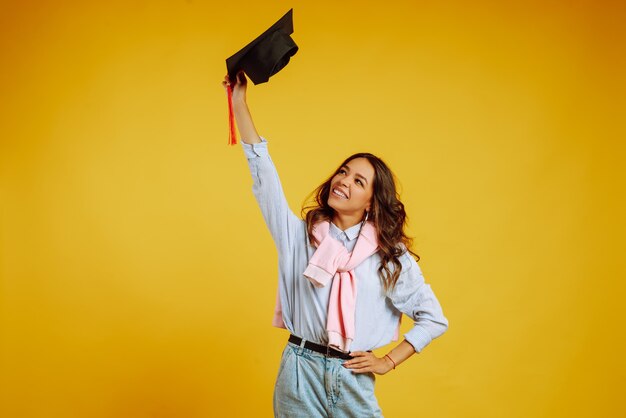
[1,0,624,417]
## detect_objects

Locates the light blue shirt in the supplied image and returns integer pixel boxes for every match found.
[243,138,448,352]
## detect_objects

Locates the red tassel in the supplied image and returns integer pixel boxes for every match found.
[227,84,237,145]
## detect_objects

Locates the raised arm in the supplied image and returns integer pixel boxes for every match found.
[222,72,303,255]
[222,72,261,144]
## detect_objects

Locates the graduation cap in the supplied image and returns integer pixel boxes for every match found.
[224,9,298,145]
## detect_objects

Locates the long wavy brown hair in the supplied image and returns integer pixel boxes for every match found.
[302,153,419,291]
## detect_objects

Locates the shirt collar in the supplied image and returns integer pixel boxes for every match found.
[330,221,363,242]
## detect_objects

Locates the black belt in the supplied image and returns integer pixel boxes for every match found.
[288,334,352,360]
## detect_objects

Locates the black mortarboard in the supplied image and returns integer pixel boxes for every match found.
[226,9,298,85]
[224,9,298,145]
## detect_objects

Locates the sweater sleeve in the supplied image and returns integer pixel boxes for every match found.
[387,254,449,353]
[242,138,304,255]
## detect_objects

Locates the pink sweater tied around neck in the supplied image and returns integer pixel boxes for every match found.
[273,220,380,352]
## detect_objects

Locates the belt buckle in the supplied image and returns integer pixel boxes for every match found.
[325,344,332,358]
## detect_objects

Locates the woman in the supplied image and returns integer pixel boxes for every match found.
[223,72,448,417]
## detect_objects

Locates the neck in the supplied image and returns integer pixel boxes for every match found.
[332,213,363,231]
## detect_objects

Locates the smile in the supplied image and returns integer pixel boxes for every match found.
[332,188,348,199]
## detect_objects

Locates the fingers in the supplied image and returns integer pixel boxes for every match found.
[344,352,374,368]
[344,351,370,365]
[344,359,369,368]
[347,360,376,373]
[344,352,388,375]
[222,72,247,93]
[236,70,246,85]
[350,366,374,374]
[223,72,246,85]
[222,75,231,91]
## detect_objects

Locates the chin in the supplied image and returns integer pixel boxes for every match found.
[327,197,344,213]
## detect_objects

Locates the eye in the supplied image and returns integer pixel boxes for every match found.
[338,169,347,175]
[355,179,363,186]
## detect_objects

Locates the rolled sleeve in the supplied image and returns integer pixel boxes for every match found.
[241,137,269,158]
[241,137,303,256]
[388,254,449,353]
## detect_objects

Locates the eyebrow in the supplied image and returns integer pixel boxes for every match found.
[341,165,369,185]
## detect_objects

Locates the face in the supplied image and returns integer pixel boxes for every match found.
[327,157,375,218]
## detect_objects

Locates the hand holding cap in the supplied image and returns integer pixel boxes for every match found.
[223,9,299,145]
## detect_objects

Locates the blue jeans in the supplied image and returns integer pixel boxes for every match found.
[273,341,383,418]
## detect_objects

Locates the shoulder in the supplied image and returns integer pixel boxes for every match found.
[384,249,425,298]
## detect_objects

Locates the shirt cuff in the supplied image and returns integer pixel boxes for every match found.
[404,326,433,353]
[241,137,268,158]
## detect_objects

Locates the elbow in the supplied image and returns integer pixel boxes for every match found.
[430,316,449,340]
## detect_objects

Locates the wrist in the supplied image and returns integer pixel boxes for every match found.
[232,93,247,103]
[232,98,248,113]
[384,354,396,370]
